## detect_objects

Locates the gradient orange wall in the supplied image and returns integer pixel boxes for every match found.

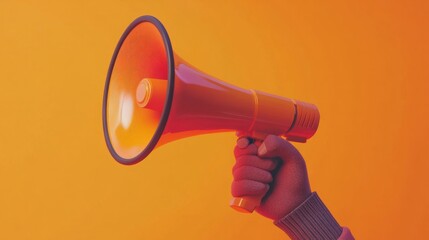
[0,1,428,239]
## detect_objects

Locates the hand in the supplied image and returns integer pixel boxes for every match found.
[231,135,312,220]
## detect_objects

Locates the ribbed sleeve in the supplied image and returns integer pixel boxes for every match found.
[274,192,343,240]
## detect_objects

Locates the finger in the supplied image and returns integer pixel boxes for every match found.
[233,155,278,172]
[236,137,250,149]
[233,166,273,183]
[257,135,303,163]
[234,141,259,158]
[231,180,270,197]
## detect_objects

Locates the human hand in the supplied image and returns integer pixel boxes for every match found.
[231,135,311,220]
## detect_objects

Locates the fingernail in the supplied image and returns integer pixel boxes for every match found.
[258,143,267,155]
[237,138,250,149]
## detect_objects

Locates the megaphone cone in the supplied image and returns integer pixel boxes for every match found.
[102,16,320,213]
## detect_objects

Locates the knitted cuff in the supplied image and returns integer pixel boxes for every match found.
[274,192,342,240]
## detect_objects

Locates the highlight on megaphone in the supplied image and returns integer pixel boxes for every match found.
[102,15,320,213]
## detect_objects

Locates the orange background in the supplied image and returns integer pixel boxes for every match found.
[0,1,428,239]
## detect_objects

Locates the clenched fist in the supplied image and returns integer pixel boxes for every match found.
[231,135,311,220]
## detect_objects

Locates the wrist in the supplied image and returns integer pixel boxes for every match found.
[274,192,342,240]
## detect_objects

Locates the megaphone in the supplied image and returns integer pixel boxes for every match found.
[102,16,320,213]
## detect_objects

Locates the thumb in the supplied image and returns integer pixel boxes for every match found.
[257,135,303,163]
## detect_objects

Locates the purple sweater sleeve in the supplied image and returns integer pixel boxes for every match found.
[274,192,354,240]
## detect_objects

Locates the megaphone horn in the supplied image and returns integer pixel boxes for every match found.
[102,15,320,213]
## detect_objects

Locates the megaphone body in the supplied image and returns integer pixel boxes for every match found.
[103,16,320,213]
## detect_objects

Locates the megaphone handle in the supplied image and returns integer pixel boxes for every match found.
[230,195,264,213]
[230,133,266,213]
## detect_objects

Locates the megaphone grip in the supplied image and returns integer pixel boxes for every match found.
[230,195,263,213]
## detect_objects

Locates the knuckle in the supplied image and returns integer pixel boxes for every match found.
[236,155,253,164]
[231,180,266,197]
[232,165,249,179]
[231,182,240,196]
[233,166,273,183]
